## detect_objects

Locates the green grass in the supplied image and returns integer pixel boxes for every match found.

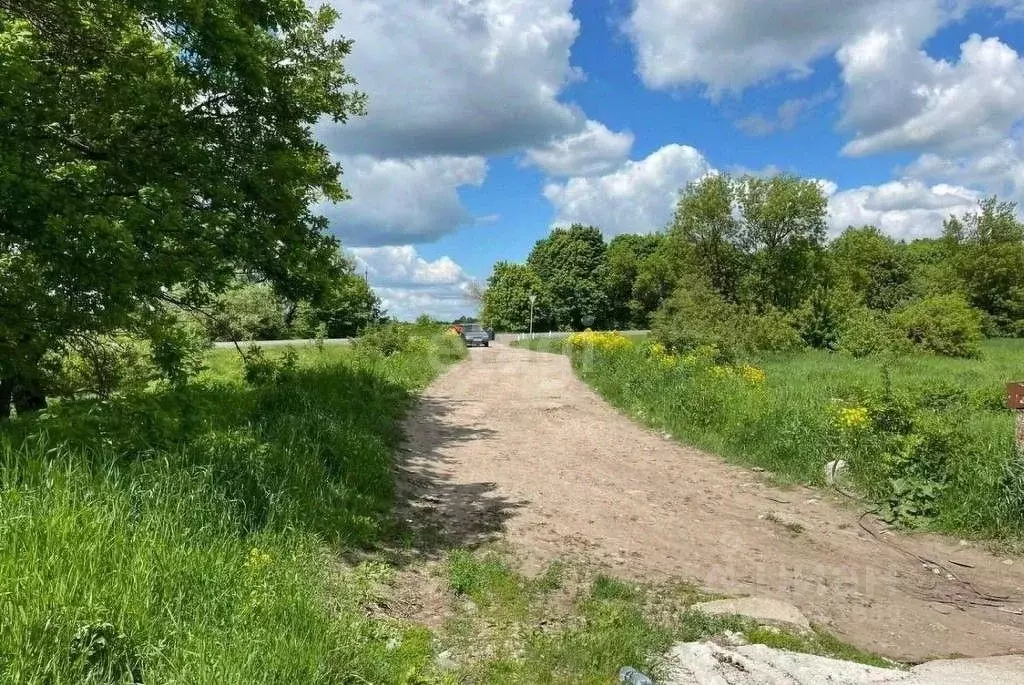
[0,334,466,683]
[436,551,896,683]
[514,336,1024,539]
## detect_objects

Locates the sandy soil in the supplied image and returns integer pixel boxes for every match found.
[397,343,1024,662]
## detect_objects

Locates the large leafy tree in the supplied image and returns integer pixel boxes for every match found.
[632,244,679,320]
[480,262,545,332]
[0,0,365,413]
[942,197,1024,335]
[735,174,828,311]
[604,233,663,328]
[527,224,608,330]
[666,174,745,302]
[291,271,382,339]
[829,226,912,310]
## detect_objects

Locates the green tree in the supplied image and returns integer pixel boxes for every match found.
[481,262,545,332]
[0,0,365,414]
[905,237,964,299]
[829,226,912,310]
[735,175,828,310]
[632,242,680,322]
[666,175,745,302]
[604,233,663,328]
[292,272,382,339]
[527,224,608,330]
[943,198,1024,335]
[210,282,288,342]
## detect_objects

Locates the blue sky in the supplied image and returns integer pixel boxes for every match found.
[315,0,1024,320]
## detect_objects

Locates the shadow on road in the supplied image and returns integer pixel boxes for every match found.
[380,395,527,565]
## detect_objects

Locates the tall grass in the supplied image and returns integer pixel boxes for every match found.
[516,335,1024,539]
[0,335,465,683]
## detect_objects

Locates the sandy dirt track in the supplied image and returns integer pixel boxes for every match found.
[397,343,1024,662]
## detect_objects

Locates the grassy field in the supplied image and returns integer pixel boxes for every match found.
[515,334,1024,539]
[0,335,466,683]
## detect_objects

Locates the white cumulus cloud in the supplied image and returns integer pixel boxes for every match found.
[320,0,584,158]
[625,0,945,95]
[840,33,1024,157]
[348,245,478,321]
[826,179,980,240]
[323,155,487,247]
[543,144,712,236]
[525,120,634,176]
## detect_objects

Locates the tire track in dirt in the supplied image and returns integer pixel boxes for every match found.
[397,343,1024,661]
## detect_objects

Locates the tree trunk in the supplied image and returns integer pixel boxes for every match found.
[12,379,47,414]
[0,377,13,420]
[11,359,47,416]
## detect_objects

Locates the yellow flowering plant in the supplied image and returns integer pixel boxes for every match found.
[567,330,635,352]
[837,406,870,429]
[740,364,767,385]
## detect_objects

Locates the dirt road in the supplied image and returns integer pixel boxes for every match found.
[398,343,1024,662]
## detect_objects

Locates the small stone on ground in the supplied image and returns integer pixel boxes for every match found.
[691,597,811,632]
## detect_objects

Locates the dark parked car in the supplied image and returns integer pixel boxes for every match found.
[460,323,491,347]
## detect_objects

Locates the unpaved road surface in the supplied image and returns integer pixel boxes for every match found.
[398,344,1024,662]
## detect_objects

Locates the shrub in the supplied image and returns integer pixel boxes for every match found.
[355,323,412,357]
[892,294,984,359]
[241,346,299,386]
[792,286,857,350]
[210,283,287,342]
[836,308,905,358]
[43,334,154,399]
[653,282,805,359]
[739,309,804,353]
[148,315,211,387]
[652,280,742,360]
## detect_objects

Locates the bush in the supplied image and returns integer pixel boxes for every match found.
[210,283,287,342]
[653,282,804,359]
[354,323,413,357]
[652,280,743,360]
[148,315,210,387]
[739,309,804,353]
[892,294,984,359]
[241,346,299,386]
[43,334,155,399]
[836,308,906,358]
[792,286,858,350]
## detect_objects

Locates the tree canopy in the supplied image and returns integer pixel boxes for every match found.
[526,224,608,330]
[0,0,365,409]
[481,262,545,333]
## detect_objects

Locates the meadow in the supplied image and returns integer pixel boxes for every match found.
[0,334,466,683]
[515,334,1024,539]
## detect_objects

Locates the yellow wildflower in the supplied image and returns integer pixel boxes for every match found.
[245,546,272,571]
[567,330,634,352]
[680,353,700,367]
[710,365,732,378]
[740,364,767,385]
[837,406,870,429]
[647,342,668,357]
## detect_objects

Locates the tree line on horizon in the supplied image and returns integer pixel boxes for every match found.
[481,173,1024,359]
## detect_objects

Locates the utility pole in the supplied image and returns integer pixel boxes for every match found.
[529,294,537,339]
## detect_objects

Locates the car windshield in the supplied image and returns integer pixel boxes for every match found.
[462,324,482,331]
